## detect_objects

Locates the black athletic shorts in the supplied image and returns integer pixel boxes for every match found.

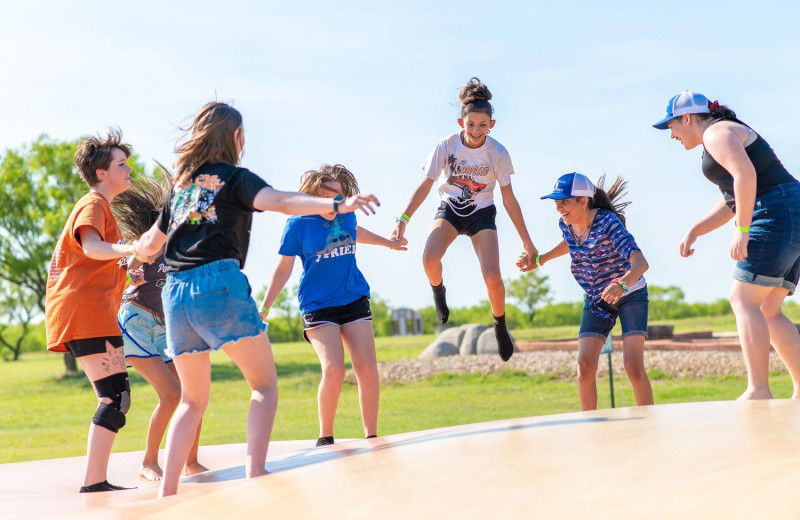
[435,202,497,236]
[65,336,124,358]
[302,296,372,342]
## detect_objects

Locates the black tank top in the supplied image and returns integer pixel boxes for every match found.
[701,122,797,210]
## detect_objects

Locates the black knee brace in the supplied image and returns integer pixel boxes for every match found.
[92,372,131,433]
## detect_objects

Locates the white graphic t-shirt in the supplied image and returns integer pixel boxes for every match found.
[422,132,514,217]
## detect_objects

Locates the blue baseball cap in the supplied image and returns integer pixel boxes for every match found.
[540,172,596,200]
[652,90,711,129]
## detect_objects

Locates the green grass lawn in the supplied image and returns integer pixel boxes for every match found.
[0,316,793,464]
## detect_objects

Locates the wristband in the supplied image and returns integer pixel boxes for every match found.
[737,226,750,233]
[332,195,344,214]
[126,273,132,284]
[535,254,542,268]
[612,278,629,294]
[261,306,270,316]
[401,213,411,222]
[130,243,144,262]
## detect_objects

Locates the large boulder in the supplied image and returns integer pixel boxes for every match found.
[476,328,516,356]
[459,324,488,356]
[418,326,467,360]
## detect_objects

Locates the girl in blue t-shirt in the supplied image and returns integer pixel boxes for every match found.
[521,172,653,411]
[260,164,407,446]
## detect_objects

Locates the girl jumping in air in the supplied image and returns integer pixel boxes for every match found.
[391,77,537,361]
[522,172,653,411]
[112,172,207,481]
[260,164,406,446]
[133,102,380,497]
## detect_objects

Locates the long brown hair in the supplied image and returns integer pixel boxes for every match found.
[299,164,360,197]
[174,102,243,186]
[111,162,172,242]
[589,175,631,227]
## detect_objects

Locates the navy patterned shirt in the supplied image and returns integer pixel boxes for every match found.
[559,208,645,318]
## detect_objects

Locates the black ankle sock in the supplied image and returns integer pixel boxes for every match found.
[316,436,335,447]
[493,314,514,362]
[366,434,377,439]
[79,480,135,493]
[431,283,449,324]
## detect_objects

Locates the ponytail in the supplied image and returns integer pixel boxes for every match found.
[589,175,631,227]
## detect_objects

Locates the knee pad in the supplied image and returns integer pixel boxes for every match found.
[92,372,131,433]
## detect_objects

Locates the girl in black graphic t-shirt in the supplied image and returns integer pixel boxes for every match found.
[653,90,800,401]
[133,102,380,498]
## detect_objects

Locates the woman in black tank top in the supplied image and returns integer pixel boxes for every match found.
[653,90,800,401]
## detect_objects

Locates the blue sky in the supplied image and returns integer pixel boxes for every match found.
[2,1,799,310]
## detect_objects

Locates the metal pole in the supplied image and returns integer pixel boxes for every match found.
[607,352,615,408]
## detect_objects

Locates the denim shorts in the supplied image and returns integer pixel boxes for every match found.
[435,202,497,236]
[733,182,800,294]
[118,303,170,362]
[302,295,372,342]
[579,286,649,340]
[162,259,266,358]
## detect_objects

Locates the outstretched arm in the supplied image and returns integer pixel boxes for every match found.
[133,223,167,262]
[254,187,379,217]
[679,198,734,258]
[500,183,538,266]
[518,240,568,272]
[78,226,134,261]
[259,255,296,320]
[391,177,435,240]
[356,226,408,250]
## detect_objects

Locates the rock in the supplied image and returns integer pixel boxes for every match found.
[459,324,488,356]
[418,326,467,360]
[476,328,515,356]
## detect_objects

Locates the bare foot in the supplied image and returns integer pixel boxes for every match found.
[183,461,209,476]
[139,464,163,481]
[737,389,773,400]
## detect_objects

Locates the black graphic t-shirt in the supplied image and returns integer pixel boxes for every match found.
[156,162,270,271]
[122,252,169,316]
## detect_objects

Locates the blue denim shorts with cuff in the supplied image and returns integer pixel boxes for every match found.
[733,182,800,295]
[579,286,649,340]
[162,258,266,358]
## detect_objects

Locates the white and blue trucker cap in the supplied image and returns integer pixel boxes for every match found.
[540,172,596,200]
[652,90,711,129]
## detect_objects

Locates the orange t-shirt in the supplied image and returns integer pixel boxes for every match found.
[45,192,127,353]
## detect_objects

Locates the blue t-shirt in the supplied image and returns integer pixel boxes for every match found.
[560,208,645,318]
[278,213,370,314]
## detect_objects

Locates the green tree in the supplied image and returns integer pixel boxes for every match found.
[506,270,553,325]
[0,134,145,363]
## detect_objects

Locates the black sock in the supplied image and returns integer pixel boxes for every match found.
[366,434,377,439]
[493,314,514,362]
[79,480,135,493]
[316,436,335,447]
[431,283,449,324]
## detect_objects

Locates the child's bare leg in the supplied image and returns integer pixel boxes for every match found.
[621,334,654,406]
[306,326,346,439]
[342,321,379,437]
[223,333,278,479]
[423,221,458,324]
[129,357,181,481]
[577,337,604,410]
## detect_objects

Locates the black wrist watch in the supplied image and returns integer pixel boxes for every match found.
[332,195,345,213]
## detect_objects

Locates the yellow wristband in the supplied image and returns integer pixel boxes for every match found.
[261,306,270,315]
[130,243,144,262]
[535,254,542,267]
[737,226,750,233]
